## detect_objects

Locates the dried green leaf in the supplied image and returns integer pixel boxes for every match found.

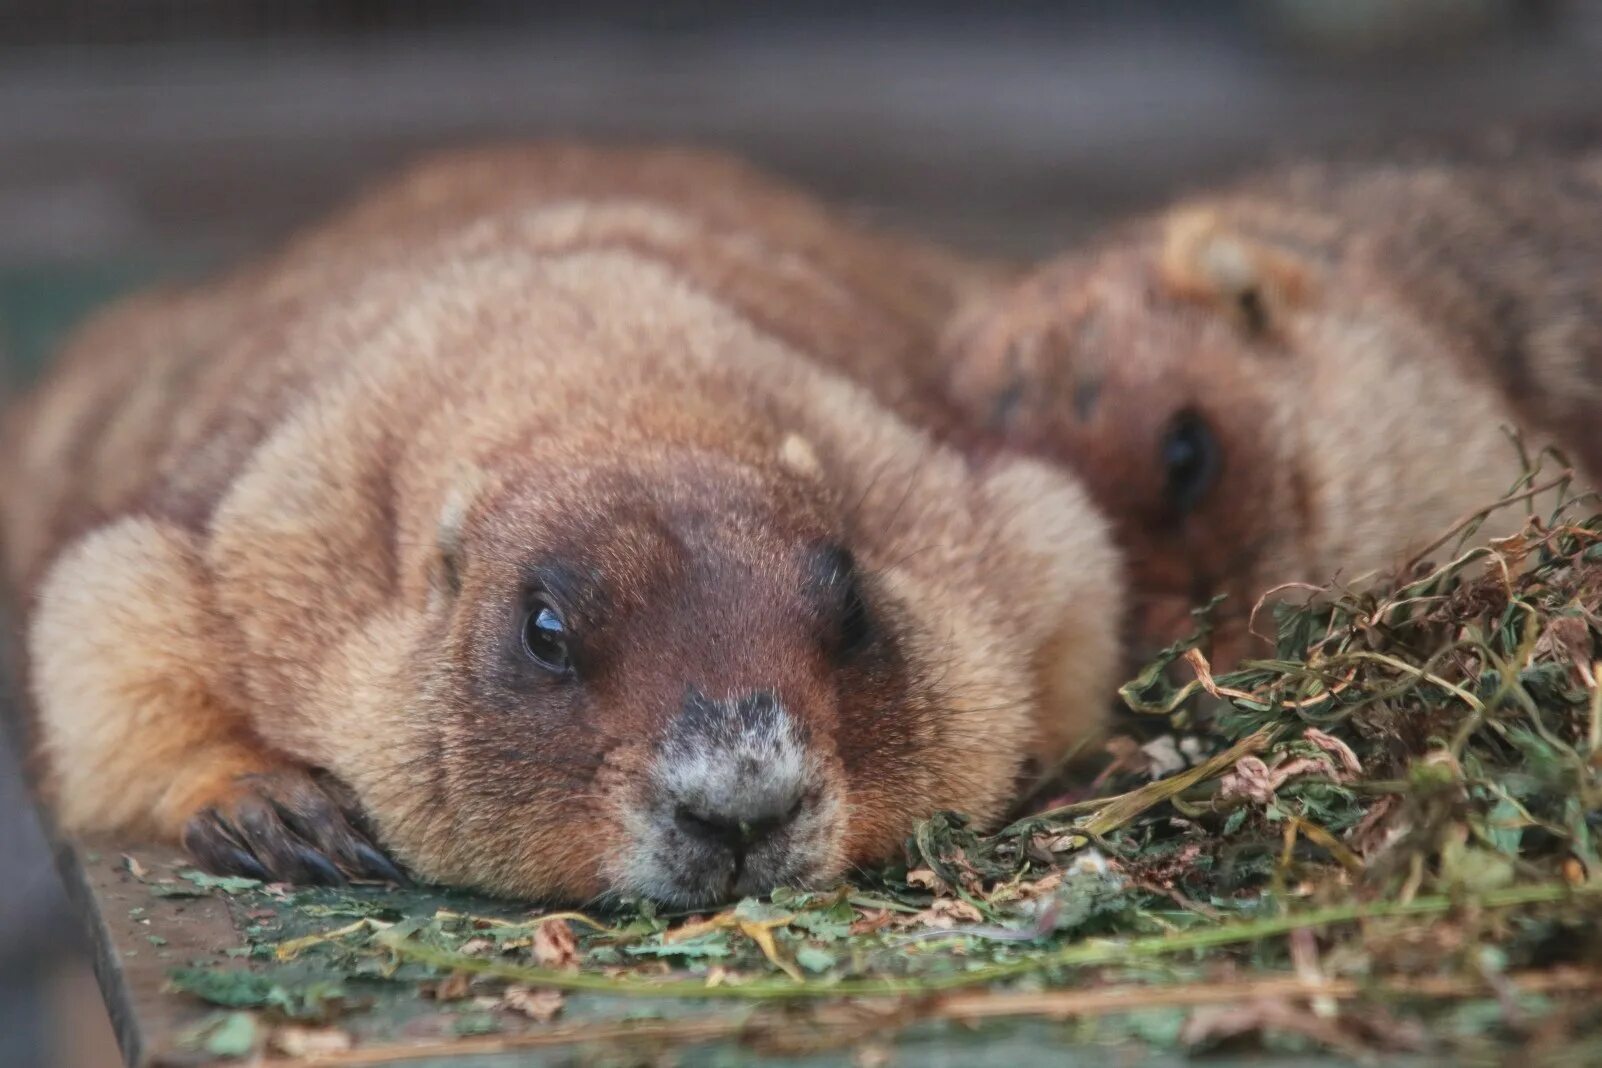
[203,1012,259,1058]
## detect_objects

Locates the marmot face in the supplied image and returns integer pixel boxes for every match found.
[945,240,1296,667]
[944,209,1537,669]
[369,441,1026,907]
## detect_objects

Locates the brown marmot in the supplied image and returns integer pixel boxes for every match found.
[943,148,1601,668]
[1,145,1121,905]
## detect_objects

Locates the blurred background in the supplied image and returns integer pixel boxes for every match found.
[2,1,1601,1063]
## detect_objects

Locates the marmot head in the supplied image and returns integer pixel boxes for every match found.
[943,206,1532,670]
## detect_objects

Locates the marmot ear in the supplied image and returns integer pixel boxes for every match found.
[432,465,490,600]
[938,289,1042,432]
[778,432,825,481]
[1158,208,1315,335]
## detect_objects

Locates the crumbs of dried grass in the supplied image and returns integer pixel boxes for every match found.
[362,880,1601,999]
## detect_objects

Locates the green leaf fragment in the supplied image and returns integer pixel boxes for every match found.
[452,1012,501,1036]
[167,966,347,1020]
[794,945,837,973]
[623,934,733,960]
[203,1012,259,1058]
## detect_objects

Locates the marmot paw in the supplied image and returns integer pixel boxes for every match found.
[180,768,408,886]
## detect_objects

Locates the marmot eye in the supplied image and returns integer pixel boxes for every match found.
[840,571,873,656]
[521,598,572,674]
[1159,409,1220,516]
[815,544,874,657]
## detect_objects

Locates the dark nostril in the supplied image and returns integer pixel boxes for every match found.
[673,798,804,853]
[674,805,735,845]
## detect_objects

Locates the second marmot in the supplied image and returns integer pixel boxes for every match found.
[944,147,1602,666]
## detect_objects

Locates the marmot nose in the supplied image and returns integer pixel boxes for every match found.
[660,689,814,857]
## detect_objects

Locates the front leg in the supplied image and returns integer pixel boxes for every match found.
[28,516,402,884]
[181,765,405,885]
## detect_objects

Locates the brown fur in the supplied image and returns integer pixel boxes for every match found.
[944,149,1602,668]
[1,144,1121,904]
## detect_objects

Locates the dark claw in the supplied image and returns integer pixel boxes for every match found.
[182,810,273,881]
[266,777,405,887]
[351,841,410,886]
[290,844,347,886]
[222,847,274,882]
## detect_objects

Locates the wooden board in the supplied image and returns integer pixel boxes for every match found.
[52,843,242,1067]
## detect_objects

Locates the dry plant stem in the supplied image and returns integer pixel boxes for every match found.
[276,919,385,961]
[934,967,1602,1021]
[1015,727,1275,831]
[1342,651,1487,714]
[1247,581,1334,647]
[353,880,1602,1001]
[434,909,613,932]
[1401,471,1574,576]
[1078,728,1275,838]
[1589,668,1602,757]
[1287,817,1365,874]
[1140,648,1354,716]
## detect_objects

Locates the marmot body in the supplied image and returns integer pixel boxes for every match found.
[945,148,1602,667]
[2,145,1120,905]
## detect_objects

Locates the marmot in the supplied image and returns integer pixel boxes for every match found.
[943,148,1602,668]
[1,145,1121,905]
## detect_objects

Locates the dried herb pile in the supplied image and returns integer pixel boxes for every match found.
[151,460,1602,1064]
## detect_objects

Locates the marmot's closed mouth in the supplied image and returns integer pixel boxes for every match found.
[1,144,1122,906]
